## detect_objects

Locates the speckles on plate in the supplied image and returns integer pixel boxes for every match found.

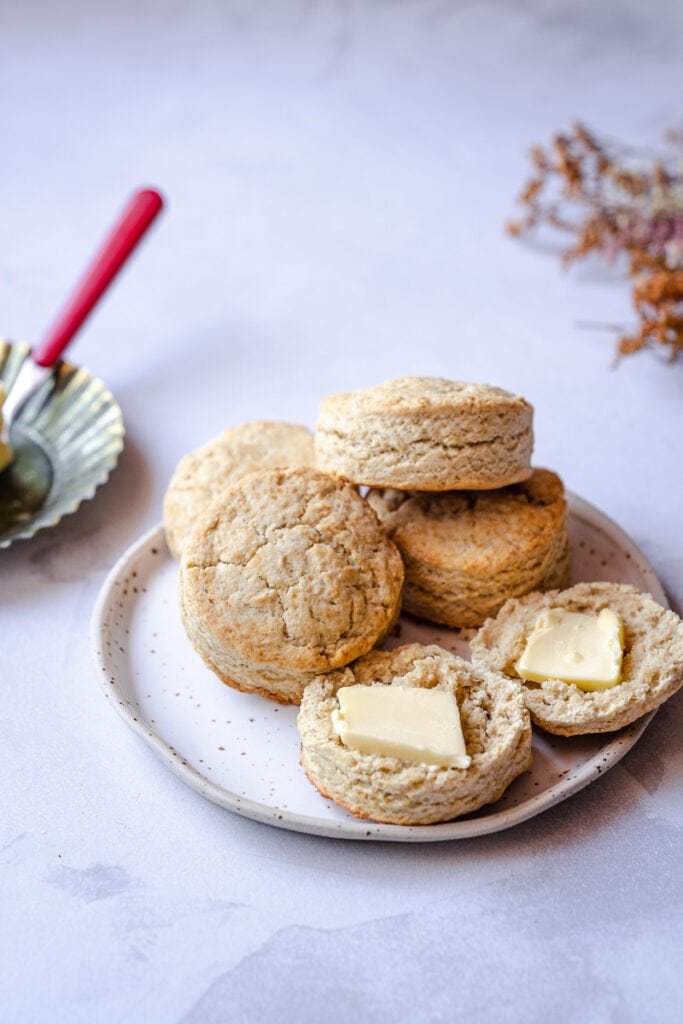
[92,511,664,842]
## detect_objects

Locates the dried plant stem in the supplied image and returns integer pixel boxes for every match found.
[508,123,683,361]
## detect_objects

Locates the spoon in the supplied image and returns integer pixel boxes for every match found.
[0,187,164,524]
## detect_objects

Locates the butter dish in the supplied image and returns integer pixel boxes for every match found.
[0,339,124,549]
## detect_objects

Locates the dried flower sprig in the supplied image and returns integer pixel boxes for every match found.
[508,123,683,361]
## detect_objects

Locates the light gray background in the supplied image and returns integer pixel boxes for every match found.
[2,2,682,1021]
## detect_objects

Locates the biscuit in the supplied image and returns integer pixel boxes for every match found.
[367,468,570,629]
[297,643,532,825]
[314,377,533,490]
[163,421,314,559]
[470,581,683,735]
[180,466,404,704]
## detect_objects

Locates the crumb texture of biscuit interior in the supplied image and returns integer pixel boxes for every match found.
[314,376,534,490]
[367,468,570,629]
[470,581,683,735]
[180,466,404,704]
[163,421,315,559]
[297,643,532,825]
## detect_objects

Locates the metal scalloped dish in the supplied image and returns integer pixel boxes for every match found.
[0,339,124,549]
[91,495,668,842]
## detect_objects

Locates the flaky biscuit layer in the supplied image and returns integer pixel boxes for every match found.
[315,377,534,490]
[368,468,570,628]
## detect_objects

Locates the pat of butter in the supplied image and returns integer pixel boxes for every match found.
[515,607,624,691]
[331,684,471,769]
[0,384,11,473]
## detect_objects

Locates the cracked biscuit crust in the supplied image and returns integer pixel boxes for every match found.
[163,421,314,559]
[367,468,570,629]
[180,466,404,703]
[470,581,683,735]
[297,644,532,825]
[314,377,534,490]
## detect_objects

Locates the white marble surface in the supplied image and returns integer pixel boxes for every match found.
[2,1,683,1021]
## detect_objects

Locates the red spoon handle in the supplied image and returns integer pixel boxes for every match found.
[32,187,164,368]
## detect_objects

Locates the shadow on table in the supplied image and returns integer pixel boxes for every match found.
[0,433,154,592]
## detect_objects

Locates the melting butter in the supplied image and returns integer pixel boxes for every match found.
[331,684,471,768]
[516,607,624,691]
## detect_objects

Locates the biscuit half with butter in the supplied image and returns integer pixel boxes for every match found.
[314,377,533,491]
[367,468,570,629]
[470,581,683,735]
[297,643,532,825]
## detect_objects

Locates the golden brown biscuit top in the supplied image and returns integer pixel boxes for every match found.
[319,377,532,417]
[181,466,404,670]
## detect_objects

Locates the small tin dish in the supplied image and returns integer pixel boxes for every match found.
[0,338,124,549]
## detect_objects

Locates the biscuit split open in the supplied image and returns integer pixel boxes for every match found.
[471,581,683,735]
[298,643,532,825]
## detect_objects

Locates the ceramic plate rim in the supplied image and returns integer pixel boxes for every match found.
[90,492,666,842]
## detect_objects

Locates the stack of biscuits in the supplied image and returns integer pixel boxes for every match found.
[163,376,683,827]
[314,376,571,630]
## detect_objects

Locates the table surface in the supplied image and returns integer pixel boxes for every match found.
[2,2,683,1021]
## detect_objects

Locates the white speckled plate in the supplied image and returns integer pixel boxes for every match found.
[91,493,667,842]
